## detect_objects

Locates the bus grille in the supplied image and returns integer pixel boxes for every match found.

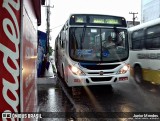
[80,64,120,70]
[87,72,113,75]
[90,77,112,82]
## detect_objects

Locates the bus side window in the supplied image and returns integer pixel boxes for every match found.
[146,24,160,49]
[131,29,144,50]
[62,40,65,49]
[61,30,66,49]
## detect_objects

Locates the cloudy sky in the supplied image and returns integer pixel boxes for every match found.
[38,0,141,48]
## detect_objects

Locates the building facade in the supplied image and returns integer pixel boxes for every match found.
[141,0,160,23]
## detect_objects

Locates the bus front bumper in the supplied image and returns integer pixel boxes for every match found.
[67,70,130,87]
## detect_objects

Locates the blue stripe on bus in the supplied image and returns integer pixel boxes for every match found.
[79,63,97,65]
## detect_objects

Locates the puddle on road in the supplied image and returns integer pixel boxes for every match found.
[38,81,118,121]
[38,77,160,121]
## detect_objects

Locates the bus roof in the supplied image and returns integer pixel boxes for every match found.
[128,18,160,32]
[68,14,127,27]
[69,13,125,19]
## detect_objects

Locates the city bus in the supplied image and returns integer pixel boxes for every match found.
[128,18,160,85]
[55,14,130,87]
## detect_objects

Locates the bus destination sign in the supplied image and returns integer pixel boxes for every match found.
[70,14,126,27]
[90,15,123,25]
[74,16,86,23]
[92,18,120,24]
[75,17,85,23]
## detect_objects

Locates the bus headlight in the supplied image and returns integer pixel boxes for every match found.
[69,65,85,76]
[118,64,130,74]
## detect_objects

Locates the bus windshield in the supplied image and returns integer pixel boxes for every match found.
[69,27,129,62]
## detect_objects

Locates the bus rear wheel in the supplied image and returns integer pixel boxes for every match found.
[57,70,60,78]
[134,66,143,84]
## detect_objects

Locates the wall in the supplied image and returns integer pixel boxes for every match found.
[0,0,42,120]
[0,0,21,119]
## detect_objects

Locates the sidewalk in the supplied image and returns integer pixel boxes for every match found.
[37,62,57,85]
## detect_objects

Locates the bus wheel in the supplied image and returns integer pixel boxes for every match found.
[134,66,143,84]
[57,71,60,78]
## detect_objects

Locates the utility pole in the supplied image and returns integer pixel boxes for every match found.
[129,12,138,26]
[46,0,50,56]
[45,0,53,56]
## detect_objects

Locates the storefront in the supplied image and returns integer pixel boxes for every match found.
[0,0,44,120]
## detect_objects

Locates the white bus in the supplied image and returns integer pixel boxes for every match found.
[129,18,160,85]
[55,14,130,87]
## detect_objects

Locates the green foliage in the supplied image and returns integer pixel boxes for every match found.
[52,64,56,74]
[49,44,53,56]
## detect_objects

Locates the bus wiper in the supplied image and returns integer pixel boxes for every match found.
[71,28,78,52]
[113,27,123,45]
[71,28,76,41]
[113,27,119,42]
[80,27,86,49]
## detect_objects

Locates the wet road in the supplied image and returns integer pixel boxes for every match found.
[38,76,160,121]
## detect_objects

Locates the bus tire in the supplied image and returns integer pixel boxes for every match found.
[57,72,61,78]
[134,66,143,84]
[56,68,60,78]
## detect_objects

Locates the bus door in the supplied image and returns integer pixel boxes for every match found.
[131,29,150,80]
[59,30,67,77]
[145,25,160,84]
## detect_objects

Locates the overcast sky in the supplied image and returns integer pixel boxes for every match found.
[38,0,141,48]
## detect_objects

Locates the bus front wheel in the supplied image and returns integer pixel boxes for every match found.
[134,66,143,84]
